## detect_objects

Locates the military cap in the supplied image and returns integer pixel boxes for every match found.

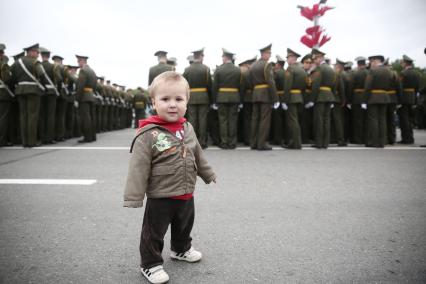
[167,57,177,65]
[112,83,118,86]
[52,55,64,61]
[238,55,257,66]
[192,47,205,55]
[354,56,366,62]
[312,48,326,57]
[222,48,235,58]
[23,43,39,52]
[106,80,111,83]
[276,55,285,64]
[368,55,384,62]
[259,44,272,52]
[335,58,346,66]
[344,61,353,69]
[402,54,414,63]
[66,65,79,69]
[301,54,312,63]
[154,50,167,56]
[75,54,89,60]
[39,47,50,54]
[97,76,105,80]
[13,51,25,60]
[0,43,5,51]
[187,55,194,63]
[286,48,300,58]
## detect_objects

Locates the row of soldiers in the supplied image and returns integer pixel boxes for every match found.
[0,43,135,147]
[146,45,423,149]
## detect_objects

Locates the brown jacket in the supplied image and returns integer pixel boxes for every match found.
[123,122,216,207]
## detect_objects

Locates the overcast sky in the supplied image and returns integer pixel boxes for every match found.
[1,0,426,89]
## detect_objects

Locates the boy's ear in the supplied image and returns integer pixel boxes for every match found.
[151,98,156,109]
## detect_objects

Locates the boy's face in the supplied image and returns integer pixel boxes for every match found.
[152,81,188,122]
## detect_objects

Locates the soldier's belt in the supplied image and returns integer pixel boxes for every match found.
[276,90,284,95]
[254,84,268,89]
[403,88,415,92]
[135,102,145,107]
[371,89,387,94]
[387,90,396,95]
[305,89,312,93]
[319,86,331,91]
[83,87,93,93]
[354,88,365,92]
[190,88,207,92]
[219,88,238,92]
[290,89,302,94]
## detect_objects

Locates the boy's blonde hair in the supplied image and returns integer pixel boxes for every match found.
[148,71,190,99]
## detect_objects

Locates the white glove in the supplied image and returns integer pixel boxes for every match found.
[74,101,79,108]
[273,102,280,109]
[211,104,218,110]
[396,104,402,109]
[330,104,334,109]
[281,103,288,110]
[346,104,352,110]
[305,102,314,109]
[412,104,417,109]
[361,103,367,110]
[238,104,243,112]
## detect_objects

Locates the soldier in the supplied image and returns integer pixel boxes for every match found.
[167,57,177,71]
[238,56,256,146]
[187,55,194,65]
[343,61,353,143]
[348,56,368,144]
[148,51,173,86]
[331,58,347,146]
[10,43,46,147]
[105,80,114,131]
[398,55,420,144]
[133,87,149,128]
[301,54,314,144]
[307,48,336,149]
[364,55,392,148]
[212,48,243,149]
[64,65,78,139]
[97,76,108,132]
[249,44,279,150]
[283,48,307,149]
[94,77,104,133]
[271,55,286,146]
[75,54,97,143]
[385,60,401,145]
[0,44,14,147]
[52,55,67,141]
[183,48,212,149]
[39,47,60,144]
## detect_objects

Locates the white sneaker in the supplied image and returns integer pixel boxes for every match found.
[141,265,169,284]
[170,247,202,262]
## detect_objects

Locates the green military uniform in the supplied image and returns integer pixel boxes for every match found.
[349,57,368,144]
[64,66,77,139]
[300,54,314,144]
[39,48,60,144]
[148,51,173,85]
[309,48,336,149]
[249,44,278,150]
[386,66,401,144]
[271,55,286,146]
[183,48,212,148]
[105,80,114,131]
[212,49,243,149]
[0,44,14,146]
[330,59,346,146]
[398,55,420,144]
[75,55,97,143]
[238,56,256,145]
[97,77,108,132]
[10,43,46,147]
[133,87,149,128]
[364,55,392,148]
[283,49,306,149]
[51,55,67,141]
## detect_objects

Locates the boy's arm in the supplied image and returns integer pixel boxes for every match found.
[123,134,152,208]
[194,139,216,184]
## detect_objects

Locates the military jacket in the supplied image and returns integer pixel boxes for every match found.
[283,63,306,104]
[241,69,253,102]
[41,61,60,95]
[148,63,173,85]
[350,67,368,104]
[134,90,149,109]
[249,59,278,103]
[0,60,12,101]
[334,71,346,104]
[310,62,336,103]
[212,62,242,104]
[364,65,392,104]
[11,56,45,95]
[76,65,97,102]
[183,62,212,105]
[399,67,420,105]
[388,70,401,104]
[274,68,285,101]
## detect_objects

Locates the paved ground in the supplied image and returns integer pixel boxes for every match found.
[1,129,426,284]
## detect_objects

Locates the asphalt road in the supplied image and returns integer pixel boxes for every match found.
[1,129,426,284]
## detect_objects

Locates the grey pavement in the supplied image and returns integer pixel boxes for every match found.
[1,129,426,284]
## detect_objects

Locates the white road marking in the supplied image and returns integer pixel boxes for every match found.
[0,179,97,185]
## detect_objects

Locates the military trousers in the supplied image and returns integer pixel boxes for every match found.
[78,101,96,142]
[140,198,194,269]
[386,103,397,144]
[366,104,387,148]
[285,104,303,149]
[218,103,238,147]
[301,107,314,144]
[330,105,345,145]
[0,101,11,146]
[208,109,220,146]
[250,102,272,149]
[271,108,286,145]
[351,104,366,144]
[102,105,108,131]
[8,99,20,144]
[242,102,252,145]
[187,104,209,147]
[18,94,41,147]
[38,95,57,143]
[313,102,331,148]
[398,104,414,143]
[64,101,75,139]
[55,96,67,141]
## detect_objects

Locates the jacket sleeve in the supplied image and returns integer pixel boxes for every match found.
[283,69,293,104]
[194,139,216,184]
[212,69,219,104]
[311,68,321,103]
[123,133,152,207]
[266,63,278,103]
